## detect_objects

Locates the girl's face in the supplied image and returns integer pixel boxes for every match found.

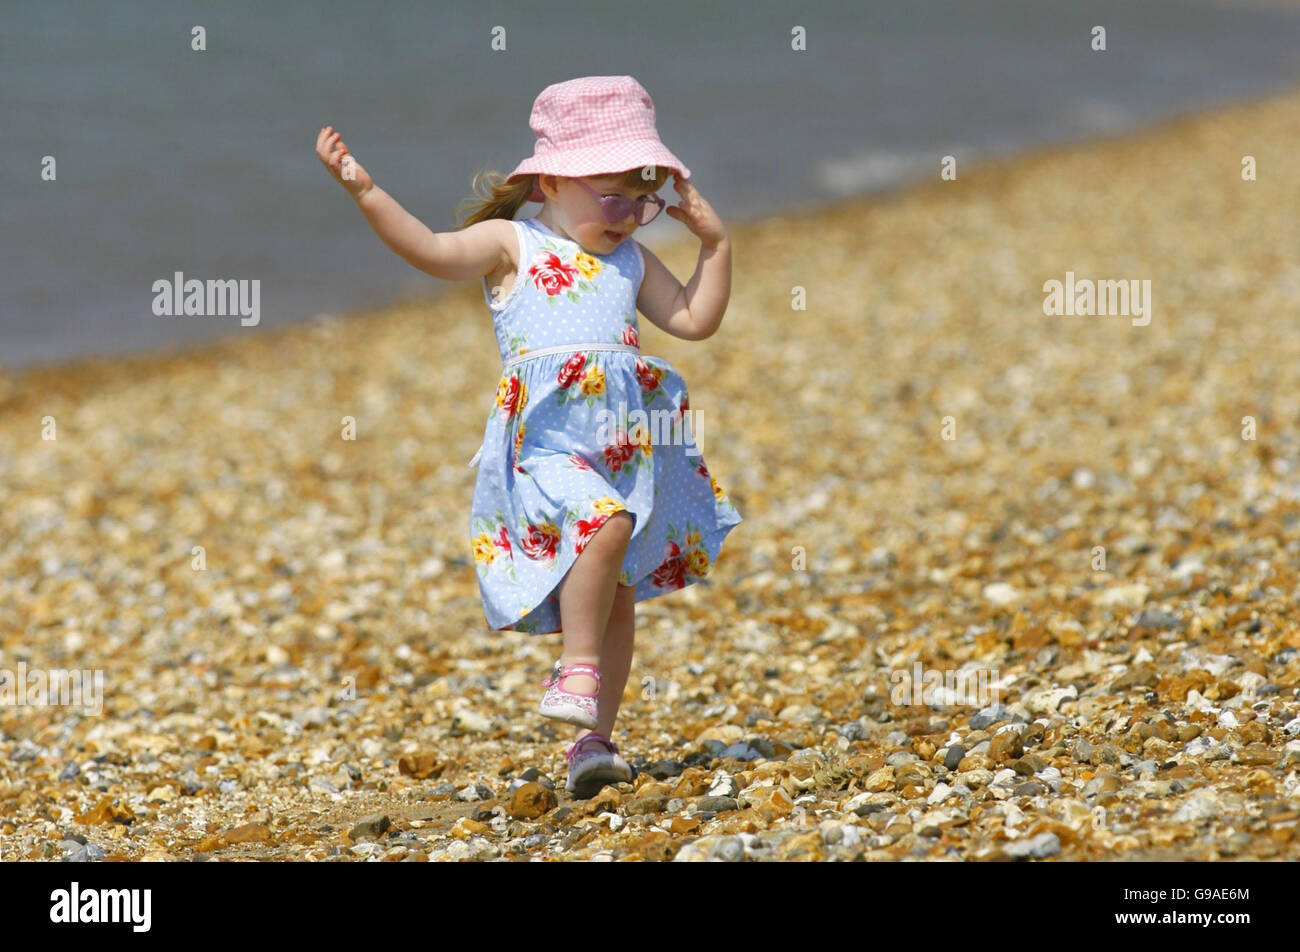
[540,173,655,254]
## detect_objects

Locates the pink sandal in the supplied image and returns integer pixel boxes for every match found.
[539,661,601,729]
[564,731,632,793]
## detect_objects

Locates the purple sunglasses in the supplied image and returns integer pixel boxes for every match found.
[570,176,666,226]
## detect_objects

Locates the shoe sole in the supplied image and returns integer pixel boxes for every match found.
[566,760,636,797]
[539,705,598,730]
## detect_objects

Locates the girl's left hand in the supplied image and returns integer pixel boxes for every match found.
[663,175,728,249]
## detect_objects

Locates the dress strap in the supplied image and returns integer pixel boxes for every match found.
[482,218,529,312]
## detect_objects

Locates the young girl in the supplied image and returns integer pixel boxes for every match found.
[315,75,742,796]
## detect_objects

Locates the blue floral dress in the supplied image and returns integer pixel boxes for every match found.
[467,216,743,634]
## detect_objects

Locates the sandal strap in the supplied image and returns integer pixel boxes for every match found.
[566,732,617,764]
[542,662,602,687]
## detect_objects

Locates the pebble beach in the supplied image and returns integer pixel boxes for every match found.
[3,85,1300,862]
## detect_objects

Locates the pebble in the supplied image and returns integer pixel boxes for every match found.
[709,837,746,862]
[1024,686,1078,715]
[696,796,740,813]
[645,760,686,780]
[1133,608,1182,630]
[509,782,557,819]
[350,814,390,841]
[60,840,107,862]
[926,782,953,805]
[970,704,1013,729]
[1171,791,1221,823]
[706,772,740,798]
[982,583,1021,606]
[719,741,763,761]
[1003,832,1061,859]
[1281,741,1300,768]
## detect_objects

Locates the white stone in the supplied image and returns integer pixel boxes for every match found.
[927,782,953,805]
[982,583,1020,606]
[1095,583,1150,608]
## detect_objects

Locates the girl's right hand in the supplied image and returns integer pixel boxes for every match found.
[316,125,374,199]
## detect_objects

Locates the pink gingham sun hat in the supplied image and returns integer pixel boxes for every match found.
[507,75,691,203]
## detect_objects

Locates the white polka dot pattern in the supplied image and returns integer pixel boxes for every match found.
[468,217,742,634]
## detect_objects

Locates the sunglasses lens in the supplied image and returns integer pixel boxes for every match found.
[602,197,633,223]
[597,191,662,225]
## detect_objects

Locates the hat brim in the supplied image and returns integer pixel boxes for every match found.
[508,140,690,203]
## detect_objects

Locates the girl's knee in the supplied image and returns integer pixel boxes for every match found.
[600,510,635,542]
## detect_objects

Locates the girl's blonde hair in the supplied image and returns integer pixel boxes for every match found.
[455,166,672,229]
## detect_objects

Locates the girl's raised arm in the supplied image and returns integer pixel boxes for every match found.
[316,124,509,282]
[355,186,512,282]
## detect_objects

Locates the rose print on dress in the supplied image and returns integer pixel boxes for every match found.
[468,217,742,635]
[571,513,611,554]
[566,495,630,555]
[529,239,602,305]
[602,426,653,477]
[494,525,512,559]
[519,520,562,564]
[495,374,528,421]
[556,353,609,407]
[651,539,687,590]
[590,497,626,516]
[635,357,667,400]
[528,250,578,296]
[513,421,526,473]
[651,521,712,590]
[556,352,586,389]
[471,510,518,583]
[683,528,712,577]
[573,252,602,281]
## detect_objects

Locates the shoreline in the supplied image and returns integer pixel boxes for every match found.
[2,82,1295,394]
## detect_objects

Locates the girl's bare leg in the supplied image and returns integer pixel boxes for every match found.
[554,512,634,699]
[575,582,636,743]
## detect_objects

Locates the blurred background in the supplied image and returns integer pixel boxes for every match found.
[4,0,1300,369]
